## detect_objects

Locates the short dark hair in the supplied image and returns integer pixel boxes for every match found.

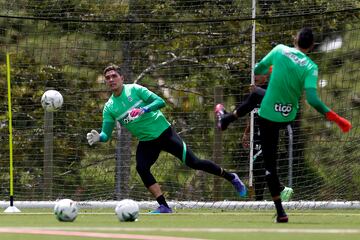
[297,27,314,49]
[103,64,125,76]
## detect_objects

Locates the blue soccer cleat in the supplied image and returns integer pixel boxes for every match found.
[231,173,247,197]
[149,204,173,214]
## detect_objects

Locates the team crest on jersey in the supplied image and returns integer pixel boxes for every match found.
[127,96,133,102]
[274,103,292,117]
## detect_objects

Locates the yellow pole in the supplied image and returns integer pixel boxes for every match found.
[6,53,14,206]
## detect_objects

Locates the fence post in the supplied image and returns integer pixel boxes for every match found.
[43,110,53,199]
[213,86,223,200]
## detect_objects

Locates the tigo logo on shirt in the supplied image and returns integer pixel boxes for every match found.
[274,103,293,117]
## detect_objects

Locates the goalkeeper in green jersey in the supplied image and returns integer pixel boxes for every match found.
[253,28,351,223]
[87,64,247,213]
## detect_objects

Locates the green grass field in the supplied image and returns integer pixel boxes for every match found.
[1,209,360,240]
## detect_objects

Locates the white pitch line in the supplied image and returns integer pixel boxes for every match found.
[4,227,360,235]
[4,212,360,216]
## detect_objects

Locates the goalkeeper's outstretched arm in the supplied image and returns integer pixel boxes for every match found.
[305,88,352,132]
[87,121,115,145]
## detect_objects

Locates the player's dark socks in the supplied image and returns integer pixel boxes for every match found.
[220,169,235,182]
[156,195,169,208]
[220,113,237,130]
[274,198,286,216]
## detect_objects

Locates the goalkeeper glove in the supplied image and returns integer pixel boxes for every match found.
[325,110,352,133]
[129,107,149,118]
[87,130,100,145]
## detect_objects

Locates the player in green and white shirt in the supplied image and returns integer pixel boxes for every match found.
[253,28,351,223]
[255,42,321,122]
[101,83,170,142]
[87,65,247,213]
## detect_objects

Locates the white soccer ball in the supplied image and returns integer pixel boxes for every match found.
[115,199,139,222]
[41,90,63,112]
[54,199,78,222]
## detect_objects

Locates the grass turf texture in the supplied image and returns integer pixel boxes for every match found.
[0,209,360,240]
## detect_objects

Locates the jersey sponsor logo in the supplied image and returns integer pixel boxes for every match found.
[283,49,307,66]
[274,103,292,117]
[122,114,132,124]
[121,113,139,124]
[115,100,144,124]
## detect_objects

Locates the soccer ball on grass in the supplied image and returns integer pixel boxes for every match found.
[54,199,78,222]
[41,90,63,112]
[115,199,139,222]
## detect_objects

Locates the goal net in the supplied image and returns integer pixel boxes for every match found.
[0,0,359,209]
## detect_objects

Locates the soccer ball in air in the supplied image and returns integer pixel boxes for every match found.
[54,199,78,222]
[41,90,63,112]
[115,199,139,222]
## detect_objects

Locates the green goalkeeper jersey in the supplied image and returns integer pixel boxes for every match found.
[254,44,318,122]
[101,84,170,141]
